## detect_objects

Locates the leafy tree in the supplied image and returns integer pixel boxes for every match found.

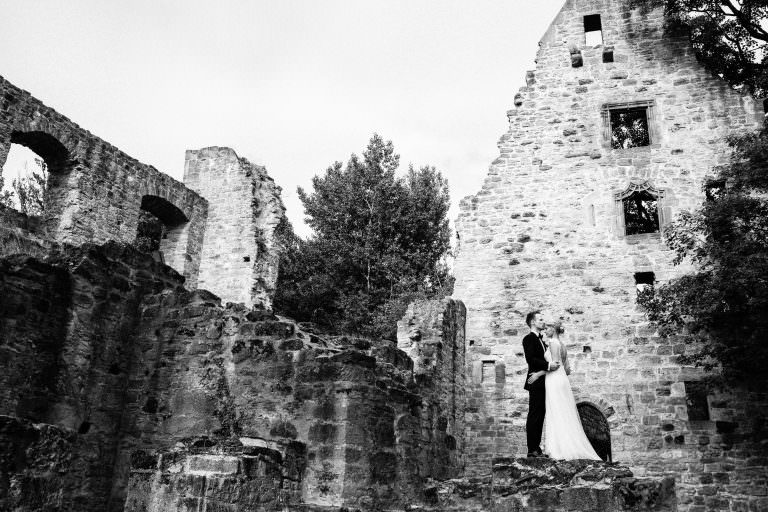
[274,134,453,339]
[610,109,650,149]
[134,209,164,253]
[0,173,13,208]
[624,191,660,235]
[631,0,768,96]
[638,122,768,384]
[12,157,48,216]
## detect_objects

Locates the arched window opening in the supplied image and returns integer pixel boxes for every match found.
[1,143,49,216]
[136,195,189,270]
[577,402,612,462]
[623,190,659,235]
[614,180,667,238]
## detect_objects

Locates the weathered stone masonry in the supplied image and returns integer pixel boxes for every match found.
[0,244,468,511]
[452,1,766,510]
[0,75,286,306]
[184,147,286,309]
[0,76,207,287]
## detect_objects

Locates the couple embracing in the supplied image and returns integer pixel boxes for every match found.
[523,310,601,460]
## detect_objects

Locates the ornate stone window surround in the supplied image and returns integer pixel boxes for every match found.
[601,100,659,149]
[613,179,667,238]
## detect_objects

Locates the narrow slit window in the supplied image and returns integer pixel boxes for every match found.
[623,190,659,235]
[684,381,710,421]
[481,361,495,383]
[584,14,603,46]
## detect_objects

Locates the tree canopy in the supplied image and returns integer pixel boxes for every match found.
[638,122,768,384]
[273,134,452,339]
[0,157,47,215]
[632,0,768,96]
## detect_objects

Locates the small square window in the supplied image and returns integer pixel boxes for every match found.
[634,272,655,293]
[602,47,614,63]
[584,14,603,46]
[610,107,650,149]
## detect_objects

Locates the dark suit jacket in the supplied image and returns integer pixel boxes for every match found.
[522,332,549,391]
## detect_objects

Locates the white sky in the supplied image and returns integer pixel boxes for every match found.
[0,0,565,237]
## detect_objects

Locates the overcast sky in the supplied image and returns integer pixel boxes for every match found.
[0,0,565,237]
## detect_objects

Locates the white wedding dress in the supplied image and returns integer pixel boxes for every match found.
[543,339,601,460]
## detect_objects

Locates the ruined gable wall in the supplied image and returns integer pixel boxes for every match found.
[0,76,208,286]
[452,0,764,509]
[184,147,286,309]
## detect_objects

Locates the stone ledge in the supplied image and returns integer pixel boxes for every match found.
[424,458,676,512]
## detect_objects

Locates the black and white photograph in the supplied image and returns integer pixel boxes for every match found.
[0,1,766,511]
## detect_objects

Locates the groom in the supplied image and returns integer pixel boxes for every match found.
[523,310,560,458]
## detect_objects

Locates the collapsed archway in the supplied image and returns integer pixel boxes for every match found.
[1,131,69,216]
[136,195,189,273]
[577,402,612,462]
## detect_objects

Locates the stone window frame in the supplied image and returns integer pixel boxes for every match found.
[601,100,659,149]
[614,179,667,238]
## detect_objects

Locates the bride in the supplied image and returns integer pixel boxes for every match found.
[527,322,601,460]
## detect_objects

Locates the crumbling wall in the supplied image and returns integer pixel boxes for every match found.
[0,75,208,286]
[451,0,766,510]
[122,296,467,510]
[0,242,468,511]
[0,243,186,511]
[397,298,467,480]
[184,147,286,308]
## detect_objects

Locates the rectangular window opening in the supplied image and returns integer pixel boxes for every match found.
[634,272,655,286]
[634,272,655,293]
[684,381,710,421]
[610,107,650,149]
[603,47,614,63]
[584,14,603,46]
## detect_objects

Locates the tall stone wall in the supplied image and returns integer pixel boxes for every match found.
[184,147,286,309]
[452,1,766,510]
[0,75,208,286]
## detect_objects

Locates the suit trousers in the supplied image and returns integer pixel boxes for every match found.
[526,385,546,453]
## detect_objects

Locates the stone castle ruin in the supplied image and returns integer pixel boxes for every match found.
[452,0,766,510]
[0,1,766,511]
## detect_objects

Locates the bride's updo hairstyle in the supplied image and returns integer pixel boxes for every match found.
[551,321,565,336]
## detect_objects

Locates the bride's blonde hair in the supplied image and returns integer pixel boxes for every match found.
[550,321,565,336]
